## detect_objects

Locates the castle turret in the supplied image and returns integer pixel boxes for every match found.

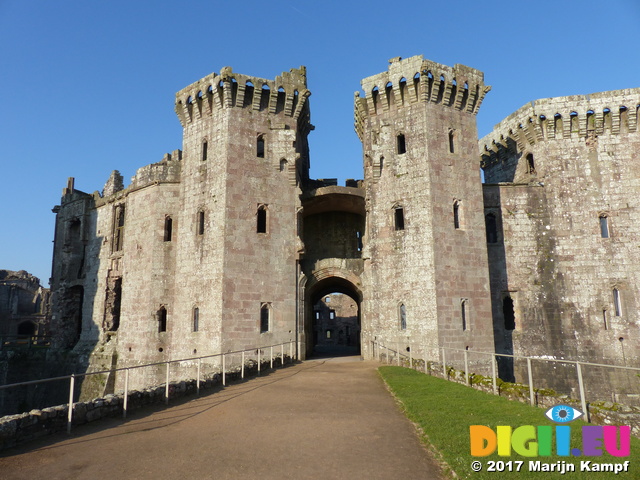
[356,56,494,365]
[157,66,312,360]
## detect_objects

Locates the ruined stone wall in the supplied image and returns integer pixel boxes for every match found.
[0,270,50,339]
[356,56,494,367]
[50,181,95,350]
[481,89,640,395]
[110,182,182,383]
[313,293,359,348]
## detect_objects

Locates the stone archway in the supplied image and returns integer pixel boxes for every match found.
[300,269,363,359]
[298,185,366,359]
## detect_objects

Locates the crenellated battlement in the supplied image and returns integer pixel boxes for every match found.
[354,55,490,139]
[480,89,640,168]
[128,149,182,190]
[174,66,311,127]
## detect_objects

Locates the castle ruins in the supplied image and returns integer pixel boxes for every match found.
[48,55,640,399]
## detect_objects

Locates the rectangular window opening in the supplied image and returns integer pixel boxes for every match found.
[257,135,265,158]
[394,207,405,231]
[485,213,498,243]
[113,205,125,252]
[503,296,515,330]
[600,216,609,238]
[613,288,622,317]
[461,300,467,331]
[164,217,173,242]
[257,206,267,233]
[193,307,199,332]
[260,304,270,333]
[158,307,167,333]
[197,211,205,235]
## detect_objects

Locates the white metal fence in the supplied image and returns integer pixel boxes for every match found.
[0,341,295,433]
[371,340,640,417]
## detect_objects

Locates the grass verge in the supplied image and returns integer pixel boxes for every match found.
[379,366,640,479]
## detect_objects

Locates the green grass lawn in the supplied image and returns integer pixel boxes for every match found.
[379,366,639,479]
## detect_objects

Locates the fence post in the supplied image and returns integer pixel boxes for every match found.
[270,346,273,369]
[258,349,261,374]
[67,374,75,434]
[222,353,226,386]
[197,358,201,395]
[378,342,382,363]
[242,351,245,379]
[464,349,469,385]
[281,343,284,366]
[576,362,589,421]
[123,368,130,418]
[165,361,170,405]
[526,357,534,406]
[442,348,447,380]
[491,354,497,395]
[289,341,293,362]
[396,343,400,366]
[409,345,413,369]
[424,346,428,374]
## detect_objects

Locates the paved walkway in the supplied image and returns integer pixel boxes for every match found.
[0,356,445,479]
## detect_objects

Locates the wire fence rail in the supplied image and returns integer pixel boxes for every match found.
[372,340,640,419]
[0,341,295,434]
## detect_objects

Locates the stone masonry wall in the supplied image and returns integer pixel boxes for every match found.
[481,89,640,397]
[357,56,494,369]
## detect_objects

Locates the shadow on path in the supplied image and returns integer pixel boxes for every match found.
[0,357,446,480]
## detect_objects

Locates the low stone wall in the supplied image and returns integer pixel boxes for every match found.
[0,356,293,450]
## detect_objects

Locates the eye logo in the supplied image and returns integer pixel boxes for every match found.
[545,404,583,423]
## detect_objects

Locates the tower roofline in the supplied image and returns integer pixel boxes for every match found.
[354,55,490,140]
[480,88,640,164]
[175,66,311,127]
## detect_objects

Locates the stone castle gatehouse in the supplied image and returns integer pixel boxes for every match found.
[49,56,640,399]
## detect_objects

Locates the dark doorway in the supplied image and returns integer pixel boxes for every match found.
[17,321,36,337]
[305,277,362,359]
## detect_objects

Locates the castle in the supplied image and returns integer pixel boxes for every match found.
[49,55,640,398]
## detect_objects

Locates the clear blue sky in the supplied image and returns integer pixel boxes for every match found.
[1,0,639,286]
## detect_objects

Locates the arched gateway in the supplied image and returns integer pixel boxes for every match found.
[299,185,365,359]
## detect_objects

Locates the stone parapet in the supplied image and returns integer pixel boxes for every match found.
[480,89,640,171]
[355,55,490,140]
[174,66,311,127]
